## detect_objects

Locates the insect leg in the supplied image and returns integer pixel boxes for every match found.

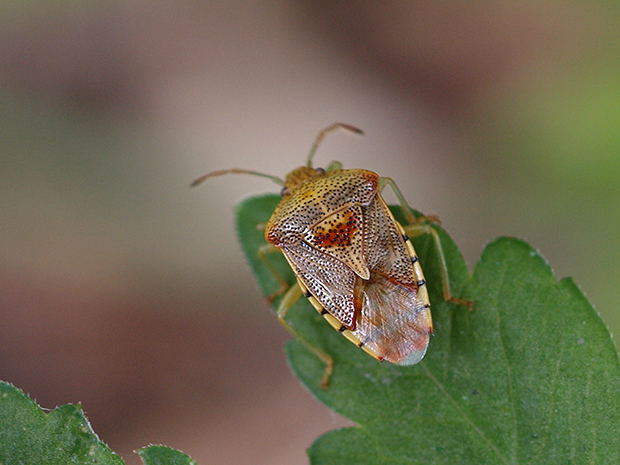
[379,177,424,224]
[257,243,291,302]
[403,222,473,309]
[275,284,334,389]
[380,177,473,309]
[258,244,334,387]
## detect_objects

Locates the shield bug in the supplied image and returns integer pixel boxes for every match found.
[192,123,471,387]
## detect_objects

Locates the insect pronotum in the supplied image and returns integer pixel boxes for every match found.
[193,123,472,388]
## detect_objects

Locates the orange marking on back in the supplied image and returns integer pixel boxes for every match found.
[313,210,361,248]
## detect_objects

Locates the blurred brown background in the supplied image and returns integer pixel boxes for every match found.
[1,2,619,464]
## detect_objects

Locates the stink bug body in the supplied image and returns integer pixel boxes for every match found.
[193,123,470,387]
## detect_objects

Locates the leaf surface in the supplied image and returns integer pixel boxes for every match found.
[0,381,124,465]
[237,193,620,464]
[0,382,199,465]
[138,445,198,465]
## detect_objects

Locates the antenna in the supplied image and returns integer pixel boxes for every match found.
[190,168,285,188]
[305,123,364,168]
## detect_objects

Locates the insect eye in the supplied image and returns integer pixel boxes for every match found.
[315,167,326,175]
[280,186,290,196]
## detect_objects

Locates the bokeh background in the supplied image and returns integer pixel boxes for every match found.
[1,2,619,464]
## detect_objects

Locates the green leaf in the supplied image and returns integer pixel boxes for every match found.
[236,194,620,464]
[138,445,198,465]
[0,381,124,465]
[0,382,199,465]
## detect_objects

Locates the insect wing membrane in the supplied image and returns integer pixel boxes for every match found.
[352,193,432,365]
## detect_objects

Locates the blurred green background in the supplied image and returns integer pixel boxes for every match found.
[1,2,618,464]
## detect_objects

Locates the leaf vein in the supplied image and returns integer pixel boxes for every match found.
[487,259,519,464]
[422,362,511,465]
